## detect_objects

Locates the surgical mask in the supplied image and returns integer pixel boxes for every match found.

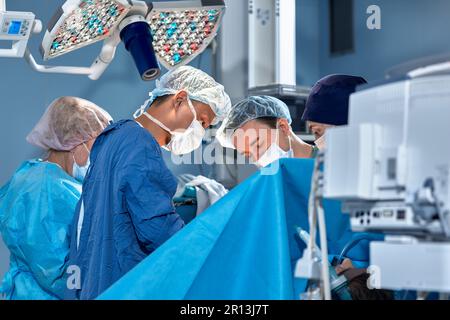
[72,143,91,182]
[315,135,326,150]
[255,127,293,168]
[133,92,154,119]
[144,98,206,155]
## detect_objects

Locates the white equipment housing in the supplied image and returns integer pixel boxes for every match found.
[0,9,41,58]
[248,0,296,88]
[371,239,450,292]
[324,75,450,236]
[324,74,450,293]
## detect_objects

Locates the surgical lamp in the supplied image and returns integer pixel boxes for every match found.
[0,0,226,80]
[146,1,224,70]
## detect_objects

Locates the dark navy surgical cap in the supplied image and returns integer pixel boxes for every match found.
[302,74,367,126]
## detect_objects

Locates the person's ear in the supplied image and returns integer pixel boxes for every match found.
[198,112,209,129]
[174,90,188,108]
[278,119,291,136]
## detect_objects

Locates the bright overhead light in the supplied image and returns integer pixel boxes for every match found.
[41,0,131,60]
[147,3,225,70]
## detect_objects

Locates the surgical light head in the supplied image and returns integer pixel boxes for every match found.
[147,6,224,70]
[34,0,225,81]
[41,0,130,60]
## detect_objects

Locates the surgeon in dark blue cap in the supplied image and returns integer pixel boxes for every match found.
[302,74,367,153]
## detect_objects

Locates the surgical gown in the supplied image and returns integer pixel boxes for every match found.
[66,120,184,300]
[0,160,81,300]
[99,159,381,300]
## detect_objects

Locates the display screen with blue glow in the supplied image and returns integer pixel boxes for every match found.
[8,21,22,35]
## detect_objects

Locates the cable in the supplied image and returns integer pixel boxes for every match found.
[307,158,319,258]
[317,201,331,300]
[422,178,450,238]
[430,185,450,238]
[314,152,331,300]
[305,151,331,299]
[337,234,382,263]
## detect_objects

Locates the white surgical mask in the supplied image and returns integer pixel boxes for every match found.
[315,134,326,151]
[255,127,293,168]
[144,98,206,155]
[72,143,91,182]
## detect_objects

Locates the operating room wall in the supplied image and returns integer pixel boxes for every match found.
[0,0,212,284]
[316,0,450,83]
[296,0,321,86]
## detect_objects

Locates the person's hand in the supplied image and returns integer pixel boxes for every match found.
[335,258,354,275]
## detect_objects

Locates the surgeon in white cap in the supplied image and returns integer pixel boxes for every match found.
[66,66,232,300]
[0,97,112,300]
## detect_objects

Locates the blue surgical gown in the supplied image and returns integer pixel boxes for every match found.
[66,120,184,300]
[98,159,382,300]
[0,160,81,300]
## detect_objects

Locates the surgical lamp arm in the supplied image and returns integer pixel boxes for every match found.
[387,53,450,79]
[24,49,92,75]
[408,61,450,79]
[89,32,121,80]
[24,32,120,79]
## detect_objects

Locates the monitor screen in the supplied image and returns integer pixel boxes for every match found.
[8,21,22,35]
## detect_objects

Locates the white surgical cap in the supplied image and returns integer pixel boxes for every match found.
[216,96,292,149]
[136,66,231,125]
[27,97,113,151]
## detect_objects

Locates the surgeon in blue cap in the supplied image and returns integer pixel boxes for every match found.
[217,96,315,168]
[216,74,367,168]
[302,74,367,153]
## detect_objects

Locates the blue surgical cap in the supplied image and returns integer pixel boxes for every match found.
[216,96,292,149]
[302,74,367,126]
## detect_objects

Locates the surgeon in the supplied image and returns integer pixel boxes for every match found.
[217,74,367,167]
[66,66,231,300]
[0,97,112,300]
[302,74,367,150]
[217,96,314,168]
